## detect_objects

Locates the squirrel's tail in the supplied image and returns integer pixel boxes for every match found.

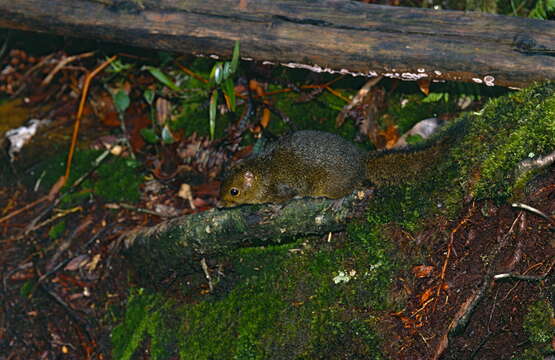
[365,118,468,186]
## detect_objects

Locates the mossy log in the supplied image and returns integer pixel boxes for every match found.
[123,192,369,280]
[1,0,555,88]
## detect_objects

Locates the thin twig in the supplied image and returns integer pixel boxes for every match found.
[36,273,93,345]
[512,202,555,225]
[105,203,170,217]
[517,149,555,175]
[0,30,9,59]
[500,261,547,302]
[175,61,209,84]
[41,51,95,86]
[65,55,117,182]
[12,53,56,97]
[116,101,136,160]
[200,257,214,293]
[4,207,83,243]
[0,195,49,225]
[493,273,548,281]
[435,202,476,303]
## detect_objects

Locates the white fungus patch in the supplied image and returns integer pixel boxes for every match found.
[5,119,51,160]
[401,72,428,80]
[483,75,495,87]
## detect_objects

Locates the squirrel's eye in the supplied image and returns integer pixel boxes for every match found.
[230,188,240,196]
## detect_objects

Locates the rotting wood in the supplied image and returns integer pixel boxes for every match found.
[122,191,370,282]
[0,0,555,88]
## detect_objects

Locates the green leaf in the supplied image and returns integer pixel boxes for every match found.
[210,62,224,85]
[157,51,174,66]
[223,61,232,80]
[48,220,66,240]
[406,134,424,145]
[222,78,236,111]
[144,66,181,92]
[230,40,240,73]
[108,59,133,73]
[143,89,154,105]
[422,92,446,103]
[161,125,175,144]
[140,128,160,144]
[209,90,218,139]
[529,0,547,18]
[20,280,35,298]
[114,90,130,114]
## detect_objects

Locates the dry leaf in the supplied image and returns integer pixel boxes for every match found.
[379,124,400,149]
[85,254,102,272]
[156,97,171,125]
[65,255,90,271]
[420,288,434,304]
[417,78,431,95]
[178,183,196,210]
[412,265,434,278]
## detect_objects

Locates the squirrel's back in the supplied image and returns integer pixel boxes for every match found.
[219,130,367,205]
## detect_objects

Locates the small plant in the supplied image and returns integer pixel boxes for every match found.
[208,40,240,139]
[142,41,241,140]
[140,88,176,145]
[422,92,449,103]
[112,88,136,158]
[528,0,555,19]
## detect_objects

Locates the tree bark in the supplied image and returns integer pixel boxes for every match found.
[122,192,369,282]
[0,0,554,88]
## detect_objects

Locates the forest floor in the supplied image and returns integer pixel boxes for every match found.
[0,29,553,360]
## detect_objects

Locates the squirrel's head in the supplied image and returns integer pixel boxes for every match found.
[219,160,265,207]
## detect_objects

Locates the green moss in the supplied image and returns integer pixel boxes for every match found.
[523,300,554,344]
[26,150,143,203]
[514,347,546,360]
[92,157,142,202]
[114,229,395,359]
[112,289,176,360]
[451,82,555,201]
[510,298,555,359]
[176,244,295,359]
[367,82,555,233]
[269,90,359,141]
[48,220,66,240]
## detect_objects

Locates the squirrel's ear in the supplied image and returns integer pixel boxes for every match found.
[244,171,254,187]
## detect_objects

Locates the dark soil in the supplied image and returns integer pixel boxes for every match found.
[388,170,555,359]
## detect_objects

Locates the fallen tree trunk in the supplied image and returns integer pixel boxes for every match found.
[1,0,554,88]
[122,192,369,282]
